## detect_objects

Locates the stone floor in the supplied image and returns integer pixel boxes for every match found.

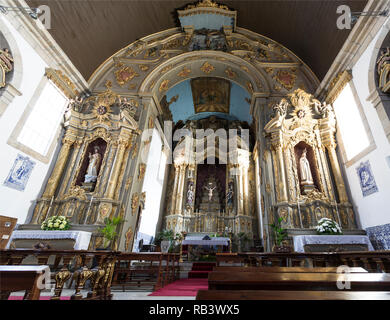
[9,288,195,300]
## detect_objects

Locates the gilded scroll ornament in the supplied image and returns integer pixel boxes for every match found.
[225,67,237,79]
[177,67,191,77]
[114,63,139,86]
[125,176,133,191]
[200,62,215,74]
[131,193,139,215]
[159,79,170,92]
[138,163,146,181]
[125,226,133,251]
[273,69,296,90]
[140,192,146,210]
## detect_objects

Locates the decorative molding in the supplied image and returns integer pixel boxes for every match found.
[325,70,352,104]
[45,68,80,98]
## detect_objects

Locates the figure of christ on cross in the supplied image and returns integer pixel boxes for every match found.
[204,182,216,201]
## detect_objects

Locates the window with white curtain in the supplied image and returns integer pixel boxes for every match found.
[16,80,68,156]
[333,82,371,161]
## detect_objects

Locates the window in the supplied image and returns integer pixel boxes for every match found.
[8,77,68,163]
[333,82,375,164]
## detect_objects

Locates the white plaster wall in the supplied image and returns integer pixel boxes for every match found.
[343,29,390,228]
[0,16,56,224]
[137,129,165,239]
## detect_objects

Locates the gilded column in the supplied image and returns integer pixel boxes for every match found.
[43,136,75,198]
[59,139,83,197]
[106,138,129,199]
[276,145,288,202]
[242,165,250,216]
[175,164,187,215]
[326,145,348,203]
[169,165,180,215]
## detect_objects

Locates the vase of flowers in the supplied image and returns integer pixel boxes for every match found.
[41,216,70,231]
[316,218,342,235]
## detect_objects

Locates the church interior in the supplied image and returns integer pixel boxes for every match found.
[1,0,390,302]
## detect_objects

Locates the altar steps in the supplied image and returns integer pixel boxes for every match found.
[188,262,216,279]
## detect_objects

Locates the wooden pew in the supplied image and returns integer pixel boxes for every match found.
[213,266,368,273]
[0,249,118,300]
[208,271,390,291]
[196,290,390,300]
[0,265,49,300]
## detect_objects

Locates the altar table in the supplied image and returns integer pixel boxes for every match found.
[182,236,230,246]
[7,230,92,250]
[293,235,374,253]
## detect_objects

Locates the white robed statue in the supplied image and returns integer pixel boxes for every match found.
[84,146,102,183]
[299,148,314,185]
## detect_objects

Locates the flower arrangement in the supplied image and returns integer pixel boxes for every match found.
[316,218,342,235]
[41,216,70,231]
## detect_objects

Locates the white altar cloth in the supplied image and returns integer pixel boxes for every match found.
[293,235,374,253]
[7,230,92,250]
[182,236,230,246]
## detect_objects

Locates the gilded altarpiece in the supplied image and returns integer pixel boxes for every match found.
[263,89,357,237]
[162,117,258,237]
[28,87,142,249]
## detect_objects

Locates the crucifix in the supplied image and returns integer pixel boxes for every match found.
[204,182,216,201]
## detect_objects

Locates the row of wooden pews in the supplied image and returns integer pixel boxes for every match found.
[111,252,180,291]
[0,249,118,300]
[198,252,390,300]
[0,250,180,300]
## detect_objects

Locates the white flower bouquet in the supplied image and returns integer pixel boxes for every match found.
[315,217,342,235]
[41,215,70,231]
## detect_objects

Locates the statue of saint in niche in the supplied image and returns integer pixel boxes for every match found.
[226,182,234,206]
[187,183,194,205]
[84,146,102,183]
[299,148,314,186]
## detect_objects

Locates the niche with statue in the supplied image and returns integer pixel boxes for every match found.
[294,141,321,195]
[76,138,107,192]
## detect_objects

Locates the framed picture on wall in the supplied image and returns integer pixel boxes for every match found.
[356,160,378,197]
[3,153,35,191]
